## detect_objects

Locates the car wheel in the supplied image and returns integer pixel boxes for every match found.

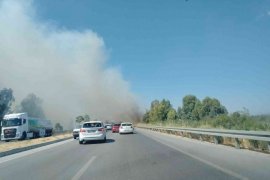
[79,140,83,144]
[73,136,76,139]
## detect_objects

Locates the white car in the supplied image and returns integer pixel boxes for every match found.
[119,122,134,134]
[79,121,106,144]
[105,124,112,130]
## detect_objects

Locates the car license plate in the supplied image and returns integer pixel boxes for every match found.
[88,130,96,133]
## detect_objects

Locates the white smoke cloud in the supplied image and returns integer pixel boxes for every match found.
[0,0,141,129]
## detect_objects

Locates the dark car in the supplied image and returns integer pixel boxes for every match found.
[73,128,80,139]
[112,124,120,133]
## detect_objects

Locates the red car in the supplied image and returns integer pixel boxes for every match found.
[112,124,120,133]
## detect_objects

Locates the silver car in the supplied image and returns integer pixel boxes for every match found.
[79,121,106,144]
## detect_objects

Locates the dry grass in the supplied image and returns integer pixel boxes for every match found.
[0,133,72,152]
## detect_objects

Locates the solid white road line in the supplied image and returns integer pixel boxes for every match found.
[139,129,249,180]
[72,156,97,180]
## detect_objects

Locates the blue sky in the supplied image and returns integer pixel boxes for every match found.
[33,0,270,114]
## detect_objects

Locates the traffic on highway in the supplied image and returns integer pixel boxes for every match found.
[1,0,270,180]
[1,128,270,180]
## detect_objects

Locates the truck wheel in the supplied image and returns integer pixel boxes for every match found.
[33,132,38,138]
[22,132,27,140]
[19,132,26,140]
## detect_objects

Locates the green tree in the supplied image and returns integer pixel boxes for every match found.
[149,100,159,122]
[232,112,241,118]
[177,107,182,119]
[167,108,177,122]
[148,99,172,122]
[201,97,227,118]
[158,99,172,121]
[192,100,203,120]
[143,110,150,123]
[182,95,199,120]
[151,100,159,109]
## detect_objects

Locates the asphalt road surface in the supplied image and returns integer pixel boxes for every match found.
[0,128,269,180]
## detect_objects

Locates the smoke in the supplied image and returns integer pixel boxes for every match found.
[0,0,141,129]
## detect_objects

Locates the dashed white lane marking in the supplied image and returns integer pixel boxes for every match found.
[71,156,97,180]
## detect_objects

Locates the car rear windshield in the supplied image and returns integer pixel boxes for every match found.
[113,124,120,126]
[83,123,102,128]
[122,123,132,126]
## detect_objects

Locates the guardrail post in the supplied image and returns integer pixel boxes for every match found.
[213,136,219,144]
[199,135,203,141]
[234,138,240,149]
[179,131,183,136]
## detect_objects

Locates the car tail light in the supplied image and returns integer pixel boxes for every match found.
[80,128,86,132]
[98,128,104,132]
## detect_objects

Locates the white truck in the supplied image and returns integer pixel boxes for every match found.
[1,113,53,141]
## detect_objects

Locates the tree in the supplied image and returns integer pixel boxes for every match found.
[18,93,46,118]
[55,122,63,132]
[151,100,159,109]
[0,88,14,119]
[76,115,85,123]
[201,97,227,118]
[177,107,182,119]
[84,114,90,121]
[143,110,150,123]
[148,100,160,122]
[167,108,177,122]
[0,88,14,136]
[192,100,203,120]
[182,95,199,120]
[158,99,172,121]
[148,99,172,122]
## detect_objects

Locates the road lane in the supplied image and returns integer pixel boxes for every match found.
[138,128,270,180]
[0,129,267,180]
[80,131,236,180]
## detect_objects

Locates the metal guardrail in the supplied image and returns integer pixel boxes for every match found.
[138,126,270,150]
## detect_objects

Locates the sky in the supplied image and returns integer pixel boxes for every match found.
[31,0,270,114]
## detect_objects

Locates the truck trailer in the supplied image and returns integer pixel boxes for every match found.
[1,113,53,141]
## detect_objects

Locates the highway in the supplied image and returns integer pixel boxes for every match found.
[0,128,270,180]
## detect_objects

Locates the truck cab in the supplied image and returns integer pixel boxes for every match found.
[1,113,29,141]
